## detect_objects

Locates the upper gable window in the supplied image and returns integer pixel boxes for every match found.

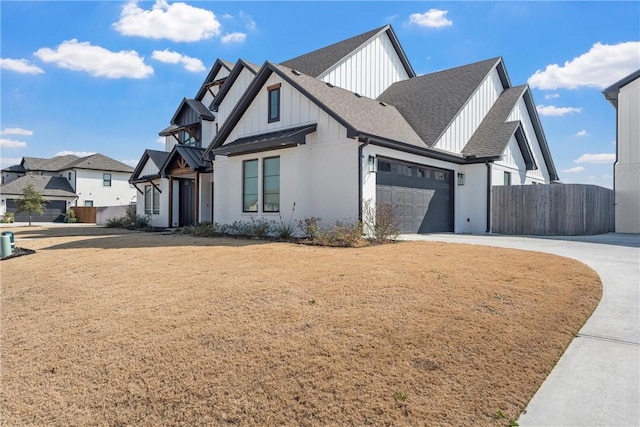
[267,83,281,123]
[180,125,200,147]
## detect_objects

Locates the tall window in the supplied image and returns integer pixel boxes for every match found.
[504,171,512,186]
[268,85,281,123]
[103,173,112,187]
[145,185,152,215]
[263,157,280,212]
[243,159,259,212]
[145,185,160,215]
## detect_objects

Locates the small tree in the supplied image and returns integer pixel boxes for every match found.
[15,184,47,226]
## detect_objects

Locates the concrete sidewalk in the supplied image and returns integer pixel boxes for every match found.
[399,233,640,427]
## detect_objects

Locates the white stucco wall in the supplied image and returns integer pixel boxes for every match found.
[615,77,640,233]
[75,169,135,207]
[135,178,169,228]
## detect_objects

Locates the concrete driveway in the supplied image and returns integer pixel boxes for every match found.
[399,233,639,427]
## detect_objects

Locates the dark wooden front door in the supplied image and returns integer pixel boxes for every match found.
[179,179,195,226]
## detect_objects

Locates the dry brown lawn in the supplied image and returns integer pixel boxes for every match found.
[1,225,601,426]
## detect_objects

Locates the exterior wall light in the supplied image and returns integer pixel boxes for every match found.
[457,172,465,185]
[368,155,377,173]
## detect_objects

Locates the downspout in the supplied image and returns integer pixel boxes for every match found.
[486,162,492,233]
[357,137,370,221]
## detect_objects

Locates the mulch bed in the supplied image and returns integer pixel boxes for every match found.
[1,247,36,261]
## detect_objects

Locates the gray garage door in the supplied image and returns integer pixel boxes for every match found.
[376,159,453,233]
[6,199,67,222]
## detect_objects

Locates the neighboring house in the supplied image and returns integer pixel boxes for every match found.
[132,25,558,233]
[1,153,135,222]
[603,69,640,234]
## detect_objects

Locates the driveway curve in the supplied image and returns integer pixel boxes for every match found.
[399,233,639,427]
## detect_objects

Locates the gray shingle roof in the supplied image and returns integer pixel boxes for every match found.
[130,149,170,183]
[271,63,425,147]
[21,157,50,170]
[462,85,526,158]
[0,175,76,197]
[1,164,25,173]
[68,154,133,172]
[378,57,503,147]
[281,26,388,77]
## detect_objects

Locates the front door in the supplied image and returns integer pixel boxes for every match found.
[179,179,195,226]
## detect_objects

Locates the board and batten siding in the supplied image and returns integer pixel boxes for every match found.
[320,32,410,99]
[216,67,258,128]
[140,157,159,177]
[507,96,549,182]
[223,73,347,145]
[200,67,231,107]
[493,136,545,185]
[434,68,504,153]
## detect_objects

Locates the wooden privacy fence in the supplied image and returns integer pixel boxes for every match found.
[492,184,614,236]
[70,206,97,223]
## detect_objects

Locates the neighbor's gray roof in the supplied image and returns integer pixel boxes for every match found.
[378,57,504,147]
[281,25,416,78]
[1,164,25,173]
[68,154,133,172]
[22,155,79,172]
[462,85,527,158]
[0,175,76,197]
[271,62,425,146]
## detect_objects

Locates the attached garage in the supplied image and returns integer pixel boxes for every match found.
[376,158,453,233]
[6,199,67,222]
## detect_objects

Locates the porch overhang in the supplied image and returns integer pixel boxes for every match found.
[207,123,317,158]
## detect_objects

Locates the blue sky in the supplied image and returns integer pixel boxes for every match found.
[1,1,638,188]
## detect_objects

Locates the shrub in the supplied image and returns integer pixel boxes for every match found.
[64,209,78,223]
[105,204,151,231]
[362,200,401,243]
[315,220,366,247]
[248,217,273,238]
[275,203,299,240]
[298,216,321,239]
[1,212,15,223]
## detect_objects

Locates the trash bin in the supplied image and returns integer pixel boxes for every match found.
[1,231,14,250]
[1,235,11,258]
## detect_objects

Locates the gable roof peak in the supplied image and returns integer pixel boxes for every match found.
[280,24,414,79]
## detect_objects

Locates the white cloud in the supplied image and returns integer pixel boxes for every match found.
[156,137,165,145]
[221,32,247,44]
[113,0,221,42]
[536,105,582,116]
[0,58,45,74]
[562,166,585,173]
[239,11,257,31]
[575,130,589,137]
[0,157,22,167]
[152,49,205,72]
[409,9,453,28]
[222,13,232,19]
[0,138,27,148]
[55,150,96,157]
[575,153,616,164]
[1,128,33,136]
[121,159,140,167]
[544,93,560,99]
[528,41,640,90]
[34,39,153,79]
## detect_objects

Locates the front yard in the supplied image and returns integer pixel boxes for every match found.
[0,226,601,426]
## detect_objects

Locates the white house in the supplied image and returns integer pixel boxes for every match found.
[603,69,640,234]
[132,25,559,233]
[1,154,135,222]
